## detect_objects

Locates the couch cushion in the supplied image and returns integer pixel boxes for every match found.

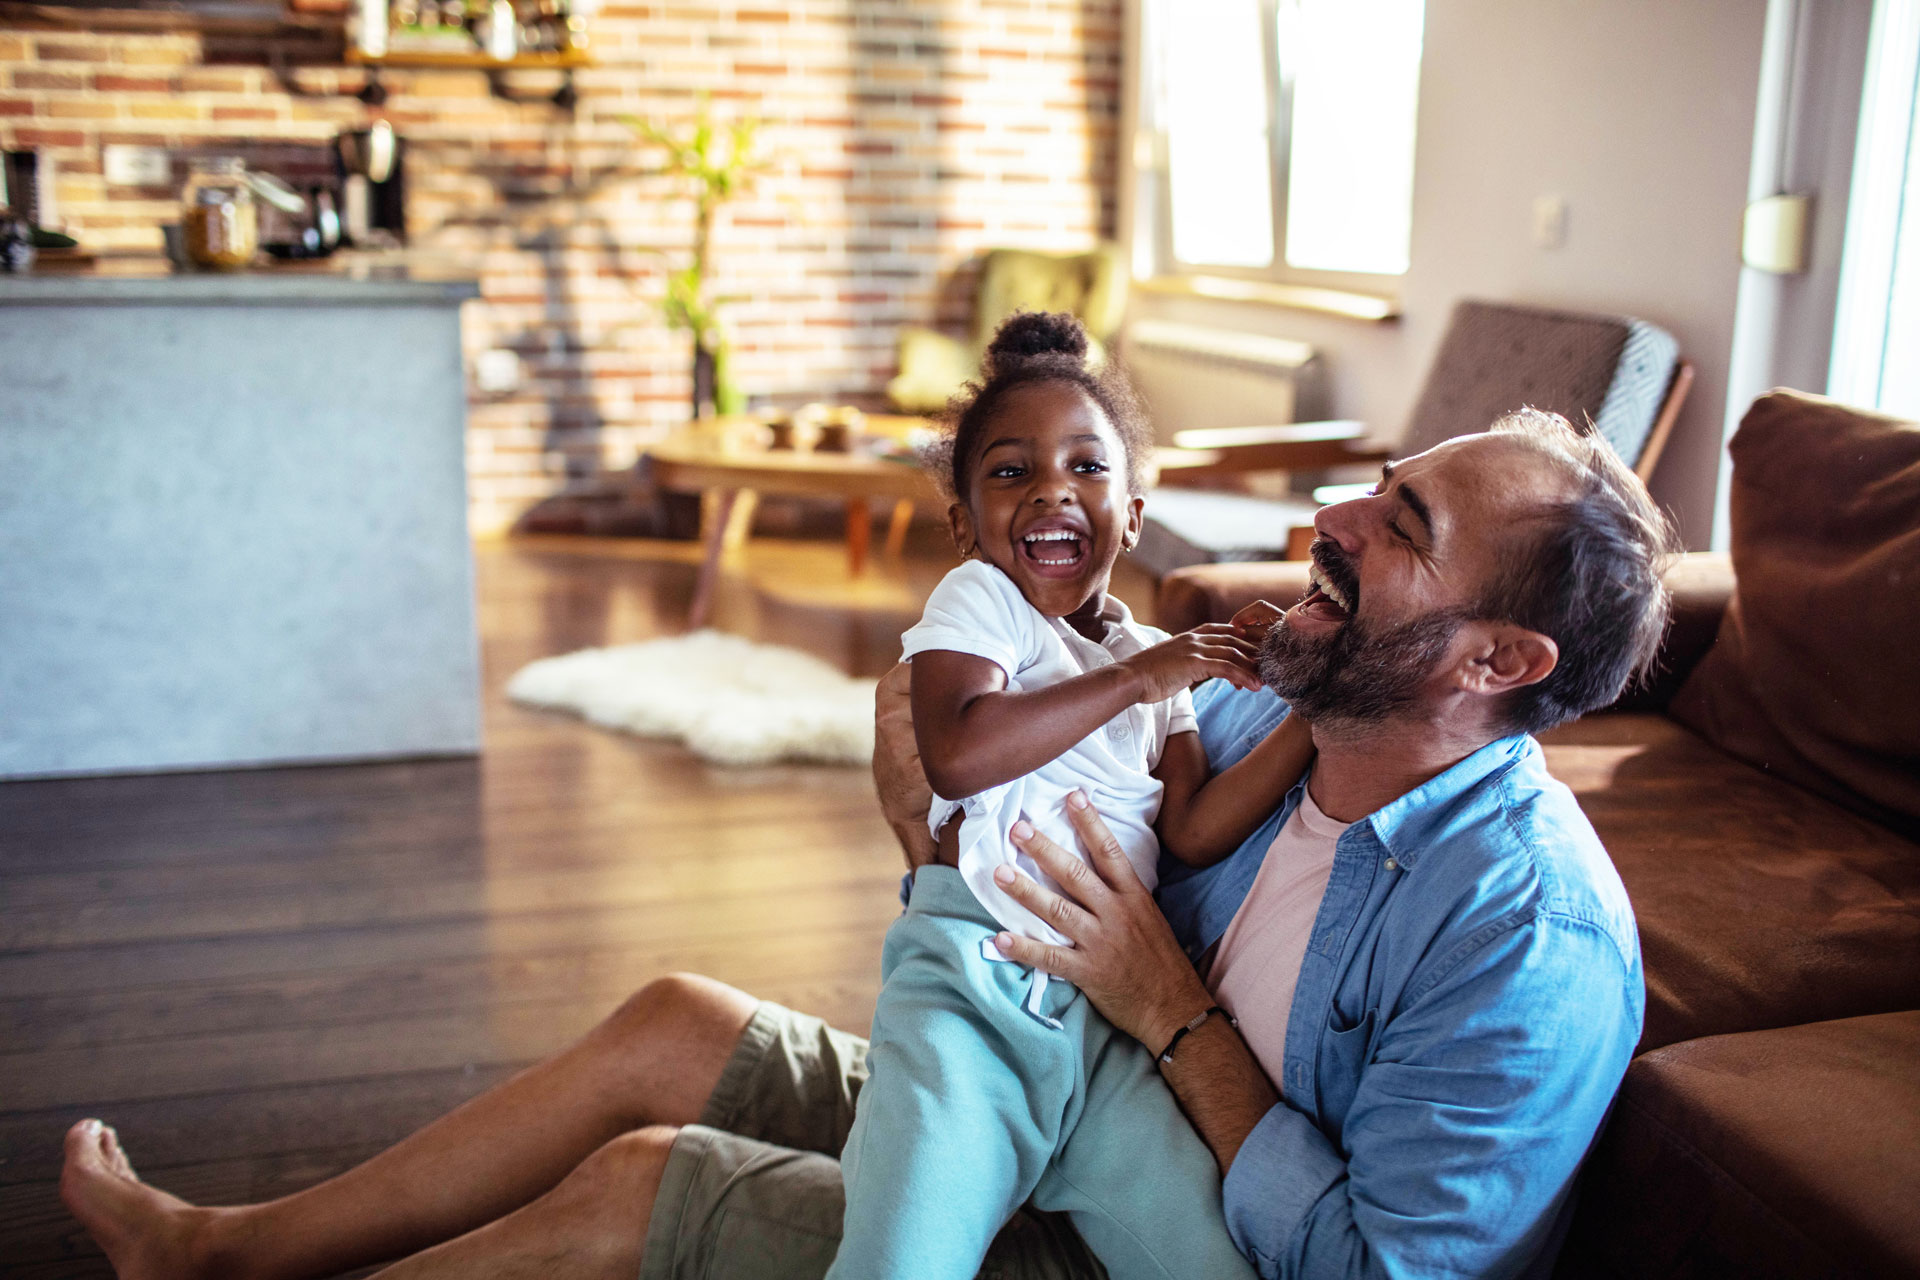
[1670,390,1920,841]
[1155,560,1315,636]
[1560,1011,1920,1280]
[1540,714,1920,1051]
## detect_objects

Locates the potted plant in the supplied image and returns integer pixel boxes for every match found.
[626,98,770,418]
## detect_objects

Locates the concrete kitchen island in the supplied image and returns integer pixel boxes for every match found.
[0,268,485,778]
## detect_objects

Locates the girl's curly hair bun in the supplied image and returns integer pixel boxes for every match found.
[926,309,1152,504]
[983,310,1089,377]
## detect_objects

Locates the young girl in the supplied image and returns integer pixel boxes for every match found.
[829,313,1315,1280]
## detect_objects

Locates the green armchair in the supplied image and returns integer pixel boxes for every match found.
[886,243,1129,413]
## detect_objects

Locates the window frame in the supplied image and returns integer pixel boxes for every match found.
[1130,0,1421,305]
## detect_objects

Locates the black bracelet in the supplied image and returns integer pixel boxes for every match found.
[1157,1004,1237,1065]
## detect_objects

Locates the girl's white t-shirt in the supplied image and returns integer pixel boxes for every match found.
[901,559,1197,946]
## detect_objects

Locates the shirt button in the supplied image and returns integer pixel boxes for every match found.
[1384,858,1399,871]
[1108,720,1130,741]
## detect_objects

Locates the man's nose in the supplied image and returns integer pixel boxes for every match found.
[1313,493,1364,553]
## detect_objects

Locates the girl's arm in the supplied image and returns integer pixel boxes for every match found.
[910,624,1262,801]
[1155,711,1315,867]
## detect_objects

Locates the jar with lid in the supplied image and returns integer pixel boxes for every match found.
[180,156,258,271]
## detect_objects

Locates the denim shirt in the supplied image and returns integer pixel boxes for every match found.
[1160,681,1644,1280]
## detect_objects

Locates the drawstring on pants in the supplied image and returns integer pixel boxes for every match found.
[980,936,1063,1030]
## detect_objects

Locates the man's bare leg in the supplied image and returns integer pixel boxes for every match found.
[60,974,757,1280]
[364,1127,677,1280]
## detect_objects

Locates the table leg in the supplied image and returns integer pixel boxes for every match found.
[884,498,914,560]
[846,497,872,576]
[690,487,739,630]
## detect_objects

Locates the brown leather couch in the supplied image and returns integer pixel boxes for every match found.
[1154,391,1920,1279]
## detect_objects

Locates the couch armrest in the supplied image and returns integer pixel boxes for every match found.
[1612,552,1734,712]
[1157,561,1314,634]
[1158,553,1734,713]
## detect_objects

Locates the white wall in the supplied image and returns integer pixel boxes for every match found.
[1130,0,1770,549]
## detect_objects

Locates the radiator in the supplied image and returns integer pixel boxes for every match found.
[1121,319,1326,444]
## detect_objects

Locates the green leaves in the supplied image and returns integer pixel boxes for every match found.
[624,94,772,411]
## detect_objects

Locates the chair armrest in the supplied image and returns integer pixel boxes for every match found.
[1165,421,1392,475]
[1157,561,1314,634]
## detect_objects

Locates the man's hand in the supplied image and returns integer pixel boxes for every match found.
[872,662,938,870]
[989,792,1216,1054]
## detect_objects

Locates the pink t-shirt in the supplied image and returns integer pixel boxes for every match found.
[1206,784,1352,1087]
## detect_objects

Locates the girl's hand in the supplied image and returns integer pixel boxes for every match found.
[1119,624,1263,703]
[1229,599,1287,642]
[991,792,1216,1053]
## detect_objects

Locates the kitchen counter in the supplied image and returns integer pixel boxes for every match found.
[0,261,485,779]
[0,259,482,306]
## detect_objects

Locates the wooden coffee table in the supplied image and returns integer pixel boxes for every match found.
[649,415,1229,628]
[647,414,944,628]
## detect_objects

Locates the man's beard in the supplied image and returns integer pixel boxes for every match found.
[1259,601,1468,726]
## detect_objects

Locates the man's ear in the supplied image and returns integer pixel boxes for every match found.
[947,502,976,559]
[1453,621,1558,698]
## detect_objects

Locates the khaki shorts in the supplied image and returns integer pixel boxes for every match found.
[638,1000,1108,1280]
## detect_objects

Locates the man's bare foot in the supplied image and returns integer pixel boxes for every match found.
[60,1119,220,1279]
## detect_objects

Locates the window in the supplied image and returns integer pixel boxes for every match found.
[1136,0,1427,292]
[1831,0,1920,418]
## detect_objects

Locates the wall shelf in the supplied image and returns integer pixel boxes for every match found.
[345,47,590,71]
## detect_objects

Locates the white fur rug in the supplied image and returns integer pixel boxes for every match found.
[506,630,878,766]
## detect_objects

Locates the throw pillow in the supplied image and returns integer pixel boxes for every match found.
[1670,390,1920,839]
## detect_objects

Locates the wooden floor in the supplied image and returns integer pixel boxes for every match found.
[0,531,1160,1277]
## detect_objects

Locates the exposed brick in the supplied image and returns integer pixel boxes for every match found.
[35,39,116,63]
[12,71,87,90]
[10,127,87,146]
[119,45,195,67]
[178,68,255,93]
[93,73,174,92]
[130,101,204,120]
[48,99,119,119]
[1,4,1122,525]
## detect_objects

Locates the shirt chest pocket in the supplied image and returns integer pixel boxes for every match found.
[1315,1007,1377,1128]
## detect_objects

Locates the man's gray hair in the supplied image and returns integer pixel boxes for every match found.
[1478,408,1683,734]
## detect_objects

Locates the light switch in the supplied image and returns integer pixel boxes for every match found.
[1742,194,1811,274]
[1532,195,1568,250]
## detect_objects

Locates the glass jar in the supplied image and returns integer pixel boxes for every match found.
[180,157,258,271]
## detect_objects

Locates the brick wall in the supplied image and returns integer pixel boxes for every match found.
[1,2,1122,533]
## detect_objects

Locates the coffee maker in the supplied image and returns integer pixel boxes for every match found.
[335,120,407,247]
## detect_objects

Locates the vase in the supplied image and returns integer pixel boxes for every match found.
[691,339,717,419]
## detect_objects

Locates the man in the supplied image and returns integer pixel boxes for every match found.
[61,411,1674,1280]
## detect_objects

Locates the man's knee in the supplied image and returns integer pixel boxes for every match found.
[581,1124,679,1189]
[600,972,750,1048]
[542,1126,679,1264]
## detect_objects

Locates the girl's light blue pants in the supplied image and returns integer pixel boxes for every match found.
[827,866,1257,1280]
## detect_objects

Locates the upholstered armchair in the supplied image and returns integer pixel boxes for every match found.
[1136,299,1694,574]
[886,243,1130,413]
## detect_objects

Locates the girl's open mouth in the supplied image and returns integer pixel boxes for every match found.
[1019,528,1088,578]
